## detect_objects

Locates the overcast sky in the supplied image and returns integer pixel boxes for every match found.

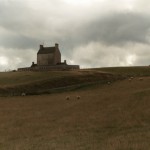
[0,0,150,71]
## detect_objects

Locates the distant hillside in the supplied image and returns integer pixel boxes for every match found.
[91,66,150,77]
[0,66,150,96]
[0,70,122,96]
[0,75,150,149]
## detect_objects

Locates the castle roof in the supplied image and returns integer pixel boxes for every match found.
[37,46,56,54]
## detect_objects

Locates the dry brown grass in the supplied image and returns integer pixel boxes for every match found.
[0,76,149,149]
[90,66,150,77]
[0,70,121,96]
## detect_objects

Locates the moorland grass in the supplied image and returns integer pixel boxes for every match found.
[89,66,150,77]
[0,70,121,96]
[0,76,149,149]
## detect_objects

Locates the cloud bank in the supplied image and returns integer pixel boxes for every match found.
[0,0,150,71]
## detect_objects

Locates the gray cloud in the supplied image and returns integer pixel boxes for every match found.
[0,33,40,49]
[0,47,36,71]
[51,12,150,61]
[76,13,150,46]
[69,42,150,68]
[0,0,150,71]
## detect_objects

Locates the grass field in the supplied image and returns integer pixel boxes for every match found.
[0,67,150,149]
[0,70,122,96]
[92,66,150,77]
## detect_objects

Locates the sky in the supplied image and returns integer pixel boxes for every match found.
[0,0,150,71]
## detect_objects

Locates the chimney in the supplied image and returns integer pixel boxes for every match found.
[55,43,59,48]
[40,45,43,49]
[64,60,67,64]
[31,62,35,67]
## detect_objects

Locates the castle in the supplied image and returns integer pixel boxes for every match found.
[18,43,80,71]
[37,43,61,66]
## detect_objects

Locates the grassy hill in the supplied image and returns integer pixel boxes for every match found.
[0,66,150,149]
[0,75,149,149]
[0,70,123,96]
[92,66,150,77]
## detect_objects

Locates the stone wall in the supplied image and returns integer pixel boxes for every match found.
[37,53,54,66]
[37,44,61,66]
[18,65,80,71]
[54,47,61,64]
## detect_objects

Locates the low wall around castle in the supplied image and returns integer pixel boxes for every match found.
[18,65,80,71]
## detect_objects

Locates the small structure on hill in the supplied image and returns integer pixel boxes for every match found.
[37,43,61,66]
[18,43,80,71]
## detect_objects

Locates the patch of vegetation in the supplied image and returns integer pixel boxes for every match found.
[89,66,150,77]
[0,66,150,96]
[0,76,150,149]
[0,70,124,96]
[134,88,150,100]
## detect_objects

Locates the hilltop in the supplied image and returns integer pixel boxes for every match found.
[0,66,150,96]
[0,69,123,96]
